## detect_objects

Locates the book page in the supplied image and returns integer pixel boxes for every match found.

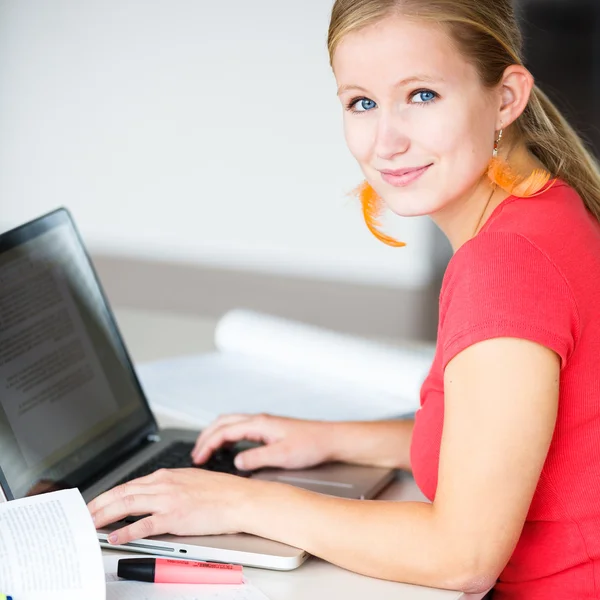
[0,488,105,600]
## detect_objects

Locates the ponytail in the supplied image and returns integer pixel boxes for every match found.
[520,86,600,221]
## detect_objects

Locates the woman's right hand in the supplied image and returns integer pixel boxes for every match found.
[191,414,334,471]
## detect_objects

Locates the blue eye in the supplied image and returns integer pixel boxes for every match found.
[411,90,438,104]
[348,98,377,113]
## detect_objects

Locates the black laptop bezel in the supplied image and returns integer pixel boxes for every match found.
[0,207,159,501]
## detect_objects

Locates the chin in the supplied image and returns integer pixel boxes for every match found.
[382,191,440,218]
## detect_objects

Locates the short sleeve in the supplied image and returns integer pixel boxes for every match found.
[440,232,580,370]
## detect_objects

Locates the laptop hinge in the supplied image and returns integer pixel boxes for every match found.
[75,426,158,492]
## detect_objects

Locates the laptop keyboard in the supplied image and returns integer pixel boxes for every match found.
[114,441,252,488]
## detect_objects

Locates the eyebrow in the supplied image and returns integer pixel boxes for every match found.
[336,75,443,96]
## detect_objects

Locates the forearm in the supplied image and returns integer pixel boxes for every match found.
[327,419,415,470]
[240,481,481,592]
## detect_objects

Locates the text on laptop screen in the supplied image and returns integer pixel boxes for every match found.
[0,215,152,499]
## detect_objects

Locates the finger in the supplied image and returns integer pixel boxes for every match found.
[92,492,164,529]
[192,419,270,465]
[192,414,251,459]
[234,443,288,470]
[106,514,166,545]
[194,414,248,453]
[87,471,167,514]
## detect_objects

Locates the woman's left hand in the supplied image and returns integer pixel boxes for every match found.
[87,468,257,545]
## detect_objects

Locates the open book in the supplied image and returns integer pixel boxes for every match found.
[0,489,105,600]
[0,489,269,600]
[136,310,436,426]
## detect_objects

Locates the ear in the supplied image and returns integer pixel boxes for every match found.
[496,65,535,130]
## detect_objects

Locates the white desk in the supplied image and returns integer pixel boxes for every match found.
[104,309,487,600]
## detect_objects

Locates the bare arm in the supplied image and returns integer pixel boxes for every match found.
[190,413,415,471]
[327,418,415,470]
[236,337,559,592]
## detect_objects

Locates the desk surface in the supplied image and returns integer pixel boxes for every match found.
[105,308,486,600]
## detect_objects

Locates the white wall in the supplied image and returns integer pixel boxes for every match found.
[0,0,439,288]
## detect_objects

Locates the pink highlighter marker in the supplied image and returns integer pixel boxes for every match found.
[117,558,244,584]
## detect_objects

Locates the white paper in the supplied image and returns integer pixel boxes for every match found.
[139,353,408,424]
[136,310,434,424]
[106,582,270,600]
[0,488,105,600]
[103,555,270,600]
[215,310,434,401]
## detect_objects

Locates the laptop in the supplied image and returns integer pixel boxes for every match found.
[0,208,395,570]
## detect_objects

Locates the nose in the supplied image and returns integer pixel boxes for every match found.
[374,111,410,161]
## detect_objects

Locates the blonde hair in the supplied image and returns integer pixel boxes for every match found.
[328,0,600,221]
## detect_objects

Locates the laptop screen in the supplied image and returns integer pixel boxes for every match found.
[0,209,155,500]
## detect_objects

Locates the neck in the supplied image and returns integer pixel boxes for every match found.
[431,144,544,252]
[431,177,509,253]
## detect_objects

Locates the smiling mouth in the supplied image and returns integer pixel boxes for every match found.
[379,164,433,187]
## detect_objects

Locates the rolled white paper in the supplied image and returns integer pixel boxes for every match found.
[214,309,434,405]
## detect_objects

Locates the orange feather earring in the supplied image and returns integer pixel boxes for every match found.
[487,127,552,197]
[354,181,406,247]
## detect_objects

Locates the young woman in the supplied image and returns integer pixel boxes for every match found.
[89,1,600,597]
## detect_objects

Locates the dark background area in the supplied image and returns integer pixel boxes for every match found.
[518,0,600,158]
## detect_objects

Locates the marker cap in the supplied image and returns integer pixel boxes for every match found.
[118,558,155,583]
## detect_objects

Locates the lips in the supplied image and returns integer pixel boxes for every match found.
[380,164,432,177]
[379,164,433,187]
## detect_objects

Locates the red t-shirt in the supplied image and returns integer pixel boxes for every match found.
[410,181,600,599]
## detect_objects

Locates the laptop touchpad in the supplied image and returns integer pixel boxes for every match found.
[252,463,388,499]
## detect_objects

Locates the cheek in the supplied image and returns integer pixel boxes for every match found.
[411,107,449,153]
[433,100,496,183]
[343,115,375,163]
